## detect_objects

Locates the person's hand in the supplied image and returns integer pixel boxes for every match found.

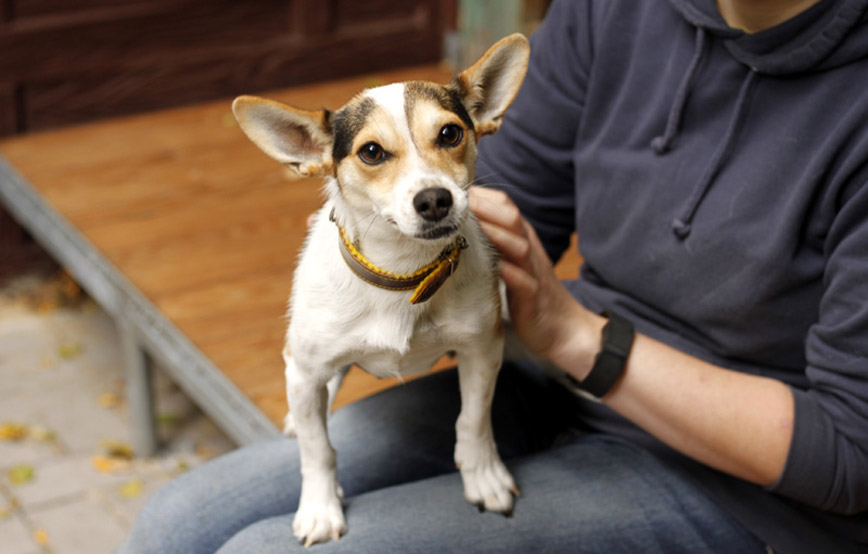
[469,187,604,378]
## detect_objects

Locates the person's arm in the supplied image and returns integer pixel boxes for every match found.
[471,186,794,485]
[473,182,868,513]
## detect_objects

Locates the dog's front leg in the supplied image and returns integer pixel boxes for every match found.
[285,356,346,546]
[455,336,519,514]
[283,364,350,437]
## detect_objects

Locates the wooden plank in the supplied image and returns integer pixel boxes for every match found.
[159,270,292,341]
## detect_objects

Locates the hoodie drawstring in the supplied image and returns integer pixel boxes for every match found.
[652,26,760,240]
[671,69,758,239]
[651,27,707,154]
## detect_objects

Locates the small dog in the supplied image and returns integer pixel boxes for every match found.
[232,34,529,546]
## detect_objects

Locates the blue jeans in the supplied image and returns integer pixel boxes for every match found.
[117,364,766,553]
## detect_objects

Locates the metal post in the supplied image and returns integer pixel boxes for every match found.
[119,321,158,457]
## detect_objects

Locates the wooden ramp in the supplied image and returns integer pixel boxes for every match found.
[0,64,581,451]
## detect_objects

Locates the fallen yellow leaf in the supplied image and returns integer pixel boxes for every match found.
[0,422,28,441]
[100,439,135,460]
[33,529,49,545]
[118,478,143,499]
[98,392,123,409]
[91,455,130,474]
[7,465,35,486]
[58,342,83,360]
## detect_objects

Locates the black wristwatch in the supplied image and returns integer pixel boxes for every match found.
[567,311,635,398]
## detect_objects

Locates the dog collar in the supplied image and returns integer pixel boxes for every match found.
[336,225,468,304]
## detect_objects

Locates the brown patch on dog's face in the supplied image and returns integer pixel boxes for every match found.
[405,81,475,133]
[334,96,410,206]
[404,81,477,191]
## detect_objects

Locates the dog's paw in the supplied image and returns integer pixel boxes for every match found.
[458,457,519,514]
[282,411,297,437]
[293,497,347,547]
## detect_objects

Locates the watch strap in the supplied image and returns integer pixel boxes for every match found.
[579,311,635,398]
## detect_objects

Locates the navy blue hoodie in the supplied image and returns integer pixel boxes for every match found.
[477,0,868,551]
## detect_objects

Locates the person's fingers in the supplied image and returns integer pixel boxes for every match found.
[478,220,531,268]
[469,187,525,234]
[499,260,538,300]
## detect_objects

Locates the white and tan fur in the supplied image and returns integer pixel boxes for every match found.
[232,34,530,546]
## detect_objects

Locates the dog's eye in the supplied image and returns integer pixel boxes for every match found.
[437,124,463,148]
[358,142,386,165]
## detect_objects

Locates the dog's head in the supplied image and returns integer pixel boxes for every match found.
[233,34,529,242]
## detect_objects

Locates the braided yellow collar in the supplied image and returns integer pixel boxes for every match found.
[336,225,468,304]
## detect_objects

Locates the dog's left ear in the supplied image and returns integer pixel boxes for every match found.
[451,33,530,138]
[232,96,334,177]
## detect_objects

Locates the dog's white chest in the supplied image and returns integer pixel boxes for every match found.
[353,345,443,379]
[288,210,497,378]
[349,310,452,377]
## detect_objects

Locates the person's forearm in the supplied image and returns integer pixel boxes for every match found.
[559,322,795,486]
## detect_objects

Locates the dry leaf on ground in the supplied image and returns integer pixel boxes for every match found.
[7,465,35,485]
[0,422,28,441]
[91,455,130,474]
[57,342,83,360]
[100,439,135,460]
[118,478,144,499]
[98,392,123,409]
[33,529,50,545]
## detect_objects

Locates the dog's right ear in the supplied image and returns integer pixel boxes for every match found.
[232,96,334,177]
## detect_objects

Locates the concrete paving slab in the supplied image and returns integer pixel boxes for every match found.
[99,473,173,529]
[27,493,127,554]
[0,436,64,469]
[0,512,41,554]
[4,454,137,510]
[0,380,134,455]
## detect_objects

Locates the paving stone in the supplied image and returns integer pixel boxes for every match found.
[0,513,40,554]
[0,381,133,455]
[1,305,122,384]
[0,310,74,398]
[99,473,174,528]
[28,494,127,554]
[0,437,65,468]
[3,455,134,509]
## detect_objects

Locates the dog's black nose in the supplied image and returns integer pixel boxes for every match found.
[413,188,453,222]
